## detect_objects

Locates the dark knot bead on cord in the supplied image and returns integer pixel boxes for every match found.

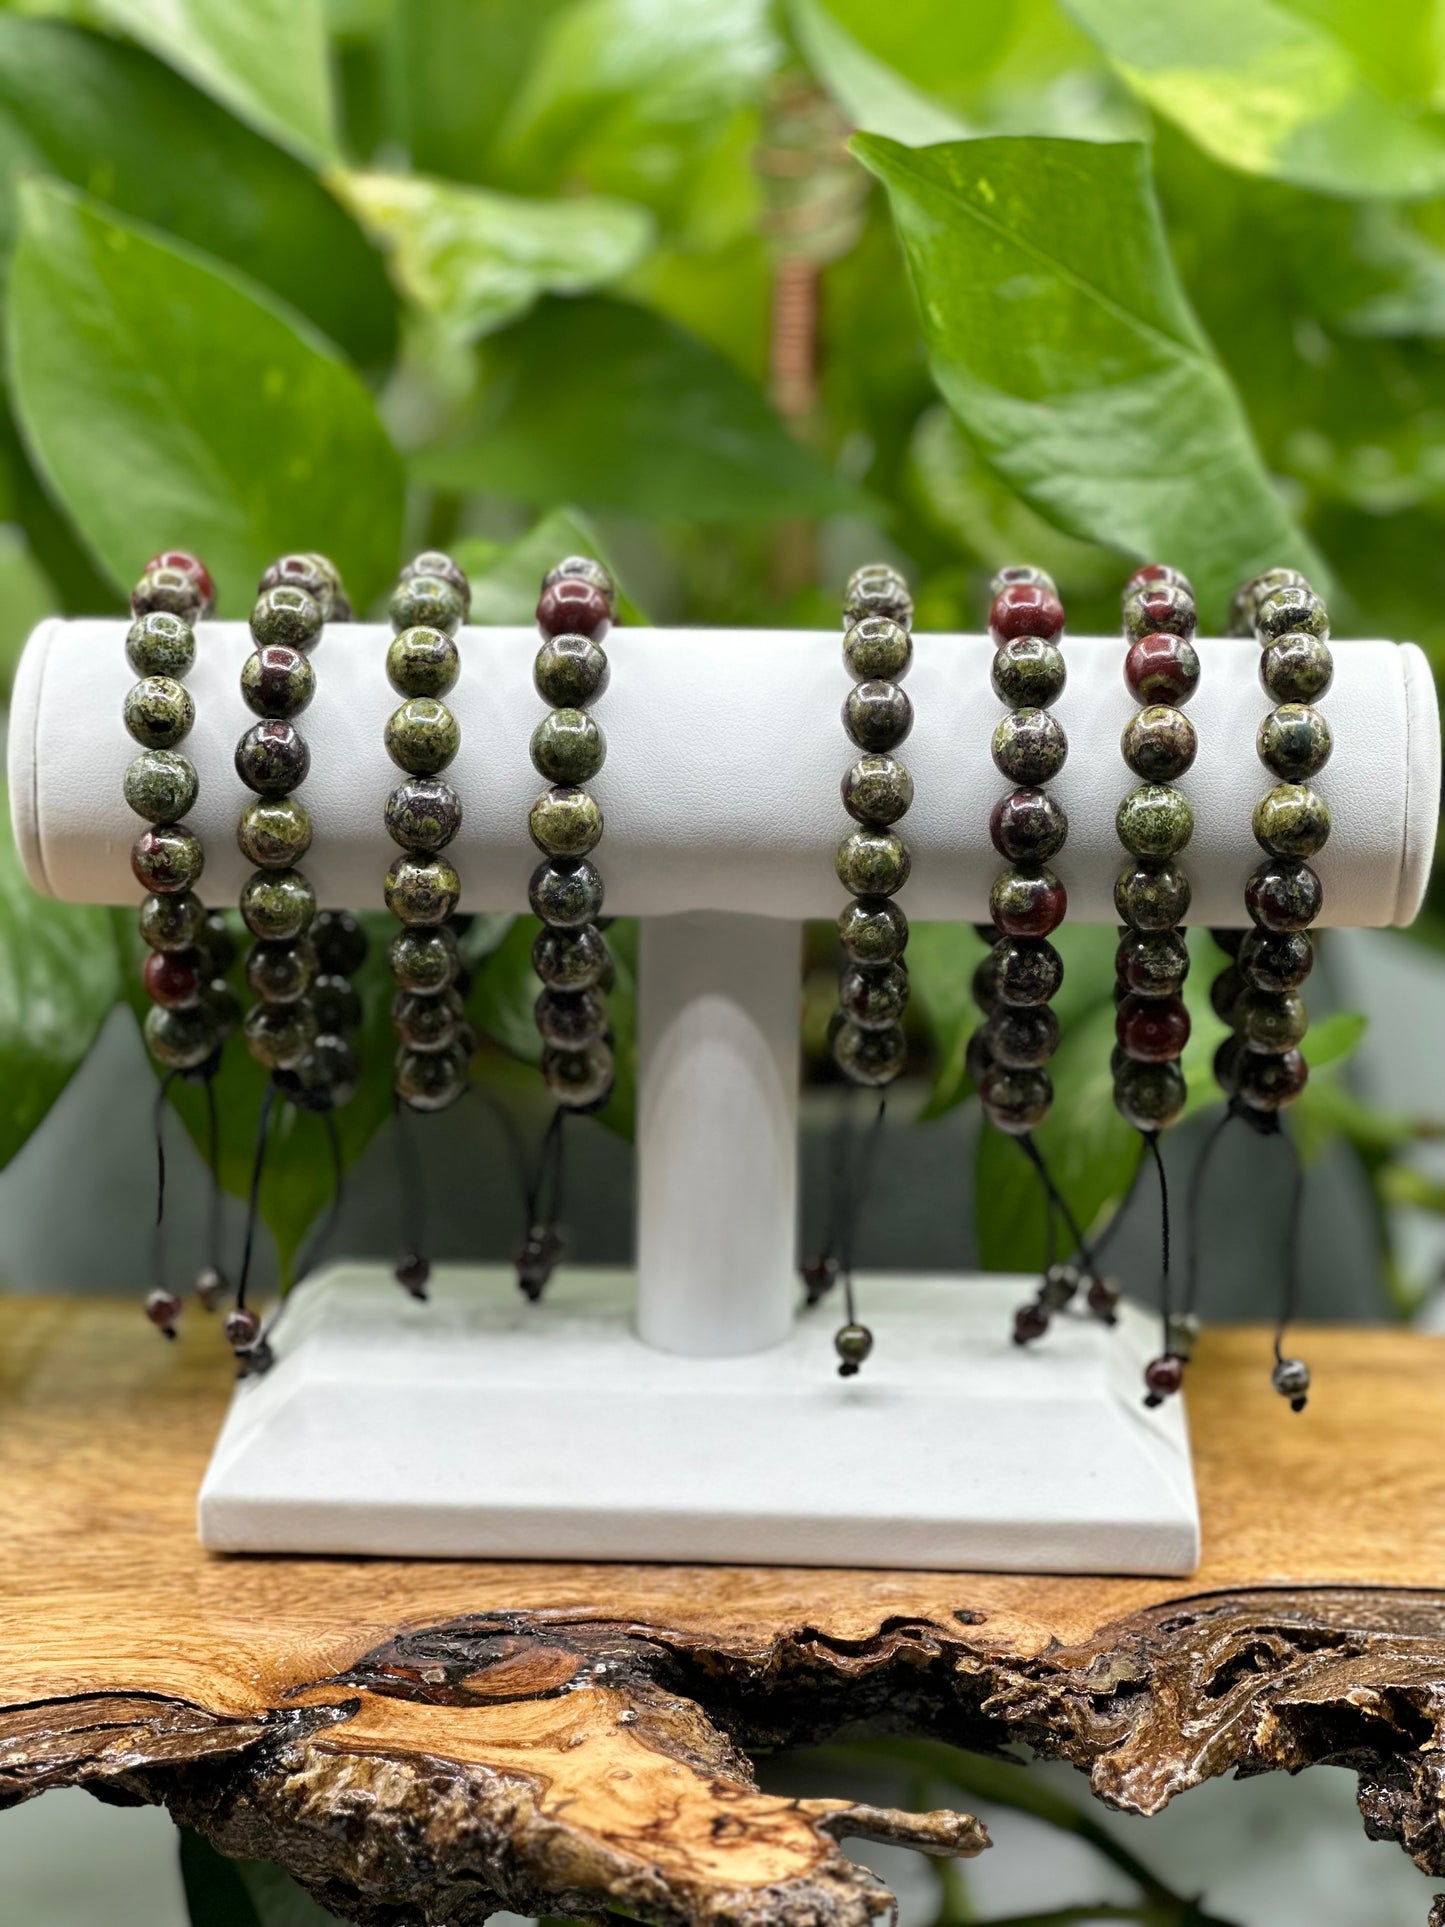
[802,1252,839,1304]
[1272,1355,1311,1411]
[224,1306,262,1355]
[1013,1299,1049,1345]
[395,1253,431,1299]
[833,1321,874,1375]
[515,1223,565,1301]
[145,1287,183,1338]
[1143,1353,1185,1408]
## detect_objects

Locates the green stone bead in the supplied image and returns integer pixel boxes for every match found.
[832,1018,907,1087]
[1122,705,1196,783]
[386,779,463,853]
[1117,784,1193,860]
[139,890,205,952]
[386,698,460,776]
[1114,1058,1186,1133]
[1255,583,1329,642]
[534,633,609,708]
[987,1002,1059,1069]
[389,925,460,994]
[393,986,464,1052]
[250,585,323,652]
[993,936,1063,1007]
[835,828,910,896]
[844,680,912,753]
[131,825,204,895]
[385,855,461,927]
[838,961,909,1029]
[992,708,1066,786]
[132,565,203,622]
[390,573,466,637]
[259,553,341,618]
[245,938,316,1005]
[530,708,606,785]
[837,895,908,964]
[124,749,198,826]
[396,1039,471,1112]
[126,611,194,679]
[991,635,1066,710]
[245,998,317,1070]
[528,857,603,929]
[542,1038,615,1110]
[240,868,316,942]
[843,562,912,630]
[1230,568,1310,637]
[533,924,610,992]
[843,617,912,683]
[1260,633,1334,704]
[529,786,603,858]
[124,677,194,751]
[387,626,460,699]
[1238,928,1313,995]
[1237,989,1308,1054]
[1114,859,1191,932]
[535,986,607,1050]
[841,755,913,827]
[1116,928,1190,998]
[238,796,313,870]
[1253,783,1330,859]
[1258,704,1332,782]
[980,1064,1052,1134]
[194,911,237,977]
[1245,859,1323,932]
[144,1000,221,1071]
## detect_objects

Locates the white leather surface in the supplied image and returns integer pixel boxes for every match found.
[9,619,1439,928]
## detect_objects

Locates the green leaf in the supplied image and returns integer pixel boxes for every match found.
[452,507,648,625]
[418,295,859,520]
[788,0,970,145]
[0,521,55,698]
[18,0,340,165]
[8,179,404,612]
[854,133,1325,621]
[0,18,394,364]
[331,170,653,346]
[0,786,119,1172]
[1302,1006,1368,1068]
[1062,0,1445,199]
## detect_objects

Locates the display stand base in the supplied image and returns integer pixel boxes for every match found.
[197,1266,1200,1575]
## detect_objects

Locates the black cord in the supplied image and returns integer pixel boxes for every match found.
[1274,1119,1306,1365]
[1183,1104,1237,1320]
[837,1095,887,1324]
[1015,1132,1090,1266]
[1088,1136,1148,1266]
[1142,1129,1172,1353]
[236,1081,278,1311]
[203,1070,223,1279]
[151,1070,178,1291]
[393,1090,430,1263]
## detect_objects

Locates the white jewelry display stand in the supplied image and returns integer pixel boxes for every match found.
[10,620,1440,1575]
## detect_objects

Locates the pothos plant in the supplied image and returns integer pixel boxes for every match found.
[0,0,1436,1300]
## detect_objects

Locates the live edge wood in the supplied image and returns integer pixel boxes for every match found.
[2,1302,1443,1925]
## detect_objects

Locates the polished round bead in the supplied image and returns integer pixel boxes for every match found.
[843,616,912,685]
[1116,993,1190,1063]
[1122,705,1196,783]
[989,581,1064,642]
[1255,583,1328,641]
[528,856,603,929]
[258,553,339,617]
[131,824,204,895]
[832,1018,907,1086]
[1230,568,1310,635]
[989,563,1056,597]
[126,610,195,679]
[989,867,1066,939]
[981,1065,1052,1134]
[145,550,214,613]
[535,986,607,1049]
[124,676,193,750]
[542,555,612,602]
[238,795,312,869]
[843,563,912,629]
[537,577,610,641]
[143,948,201,1009]
[131,565,203,622]
[1123,581,1195,642]
[1123,630,1200,707]
[990,788,1067,865]
[387,625,460,699]
[285,1032,363,1114]
[1013,1299,1049,1344]
[991,634,1066,709]
[205,975,242,1032]
[836,829,910,897]
[1258,704,1331,782]
[1261,632,1334,704]
[235,720,310,797]
[312,972,363,1035]
[244,998,317,1070]
[833,1322,874,1375]
[530,708,605,784]
[1117,784,1193,860]
[242,644,315,719]
[542,1038,615,1109]
[534,632,610,708]
[386,698,460,776]
[1237,989,1307,1054]
[532,923,608,990]
[1126,563,1193,599]
[842,755,913,828]
[385,854,461,927]
[837,895,908,964]
[1115,859,1192,932]
[139,889,205,952]
[1253,783,1330,860]
[839,961,909,1029]
[396,1039,471,1111]
[1041,1260,1080,1309]
[529,785,602,859]
[844,680,912,753]
[241,868,316,941]
[992,708,1066,786]
[971,951,999,1016]
[1272,1356,1311,1408]
[387,778,463,853]
[392,572,466,636]
[1087,1274,1121,1320]
[393,986,464,1051]
[1143,1354,1184,1404]
[245,938,316,1004]
[250,585,323,652]
[124,749,197,825]
[1209,962,1244,1023]
[194,911,236,976]
[1245,858,1323,932]
[1116,929,1189,998]
[1237,1045,1308,1112]
[987,1003,1059,1069]
[402,548,471,608]
[1113,1057,1186,1132]
[965,1027,994,1087]
[390,924,459,994]
[1238,928,1314,994]
[993,936,1064,1007]
[144,1000,221,1070]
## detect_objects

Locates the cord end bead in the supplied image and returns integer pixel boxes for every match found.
[394,1253,431,1300]
[1272,1355,1310,1412]
[802,1252,838,1304]
[1142,1353,1184,1407]
[833,1321,873,1375]
[144,1287,182,1337]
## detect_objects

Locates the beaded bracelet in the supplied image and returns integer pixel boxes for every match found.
[128,550,235,1338]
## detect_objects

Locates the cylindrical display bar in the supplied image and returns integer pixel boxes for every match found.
[9,621,1438,927]
[636,912,800,1356]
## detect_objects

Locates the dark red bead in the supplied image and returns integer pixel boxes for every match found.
[224,1306,261,1352]
[1087,1274,1120,1320]
[1013,1300,1049,1344]
[144,948,201,1010]
[1143,1354,1184,1403]
[1116,993,1190,1063]
[989,581,1064,643]
[144,1287,182,1336]
[1124,631,1200,706]
[990,869,1067,939]
[1236,1046,1309,1113]
[145,550,214,614]
[537,577,610,640]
